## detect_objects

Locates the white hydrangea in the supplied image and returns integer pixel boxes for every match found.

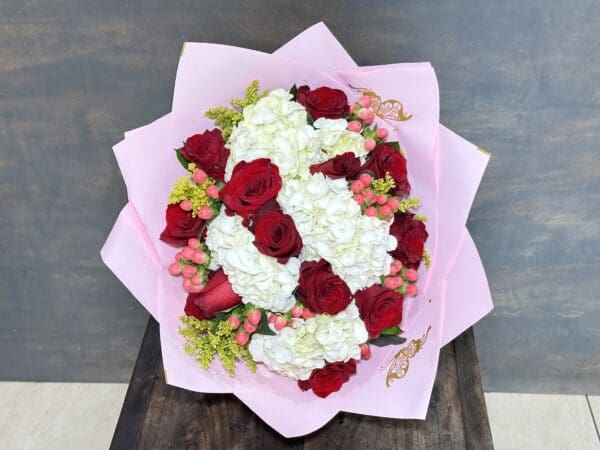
[226,89,321,179]
[277,173,396,292]
[205,207,299,312]
[248,302,368,380]
[313,117,367,162]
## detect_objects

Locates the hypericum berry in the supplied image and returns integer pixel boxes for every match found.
[247,310,262,326]
[406,284,418,297]
[376,194,388,205]
[291,305,304,318]
[198,206,213,220]
[192,169,207,184]
[348,103,357,114]
[360,343,372,360]
[405,268,419,282]
[182,246,195,260]
[187,238,201,249]
[206,185,219,199]
[182,265,197,278]
[189,283,203,293]
[267,314,276,324]
[227,315,241,330]
[274,316,287,331]
[387,197,400,210]
[192,250,206,264]
[389,263,399,276]
[392,259,403,271]
[353,194,365,206]
[191,274,204,285]
[235,331,249,346]
[302,308,315,320]
[358,107,375,124]
[364,206,378,217]
[351,180,365,194]
[359,173,372,186]
[182,278,193,292]
[358,95,372,108]
[363,189,375,201]
[347,120,362,133]
[384,277,398,290]
[394,276,404,287]
[380,205,393,217]
[168,263,182,276]
[243,320,258,333]
[364,138,376,151]
[180,199,193,211]
[376,127,388,140]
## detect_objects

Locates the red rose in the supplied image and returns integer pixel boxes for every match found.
[159,203,205,247]
[360,143,411,196]
[184,295,206,320]
[298,359,357,398]
[188,269,242,319]
[389,213,428,269]
[296,259,352,315]
[219,159,282,221]
[354,284,404,339]
[296,85,350,120]
[253,212,303,264]
[309,152,361,180]
[180,129,229,182]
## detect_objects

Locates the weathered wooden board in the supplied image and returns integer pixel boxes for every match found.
[0,0,598,393]
[110,319,493,449]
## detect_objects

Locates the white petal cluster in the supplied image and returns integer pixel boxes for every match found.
[248,303,368,380]
[205,207,299,312]
[277,173,396,292]
[313,117,367,162]
[226,89,321,179]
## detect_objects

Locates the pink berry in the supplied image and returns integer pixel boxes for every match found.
[384,277,398,290]
[192,169,207,184]
[206,185,219,199]
[291,306,304,318]
[393,259,403,271]
[267,314,276,324]
[227,315,241,330]
[347,120,362,133]
[364,206,378,217]
[406,284,418,297]
[274,316,287,331]
[389,264,399,276]
[192,250,206,264]
[405,268,419,282]
[189,283,203,293]
[354,194,365,206]
[182,265,197,278]
[198,206,213,220]
[168,263,182,276]
[363,189,375,201]
[394,277,404,287]
[358,108,375,124]
[387,198,400,210]
[182,246,195,260]
[182,278,193,292]
[357,95,372,108]
[376,194,388,205]
[351,180,364,194]
[376,127,388,140]
[187,238,201,249]
[359,173,372,186]
[360,343,372,360]
[191,274,203,285]
[243,320,258,333]
[348,102,357,114]
[180,200,193,211]
[175,251,185,262]
[247,310,262,326]
[235,331,249,346]
[302,308,315,320]
[364,138,376,151]
[380,205,393,216]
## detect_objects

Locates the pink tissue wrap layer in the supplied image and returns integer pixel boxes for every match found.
[101,23,492,437]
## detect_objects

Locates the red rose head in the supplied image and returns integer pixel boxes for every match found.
[354,284,404,339]
[219,159,282,222]
[296,259,352,315]
[181,129,229,182]
[389,213,428,269]
[252,211,303,264]
[298,359,357,398]
[309,152,361,180]
[360,143,411,196]
[159,203,205,247]
[189,268,242,318]
[296,85,350,120]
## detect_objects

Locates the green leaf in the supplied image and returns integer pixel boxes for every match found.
[255,311,276,335]
[289,84,298,100]
[369,334,407,347]
[175,148,191,170]
[380,325,403,336]
[214,311,230,322]
[306,112,314,127]
[388,141,401,151]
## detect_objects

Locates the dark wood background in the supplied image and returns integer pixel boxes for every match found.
[0,0,598,394]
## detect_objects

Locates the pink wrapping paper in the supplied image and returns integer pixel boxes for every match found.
[101,22,492,437]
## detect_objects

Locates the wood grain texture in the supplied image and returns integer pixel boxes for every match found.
[111,319,493,450]
[0,0,598,392]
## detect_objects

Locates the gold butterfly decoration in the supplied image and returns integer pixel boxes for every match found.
[385,326,432,387]
[348,85,413,122]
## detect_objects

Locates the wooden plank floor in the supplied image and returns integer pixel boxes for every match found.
[0,1,598,393]
[110,319,493,449]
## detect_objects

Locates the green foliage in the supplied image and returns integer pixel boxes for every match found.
[175,148,191,170]
[380,325,403,336]
[179,316,256,377]
[205,80,269,141]
[369,334,407,347]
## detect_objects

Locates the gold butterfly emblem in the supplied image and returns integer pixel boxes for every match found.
[348,85,413,122]
[385,326,432,387]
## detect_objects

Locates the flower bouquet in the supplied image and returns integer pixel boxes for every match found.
[102,23,492,437]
